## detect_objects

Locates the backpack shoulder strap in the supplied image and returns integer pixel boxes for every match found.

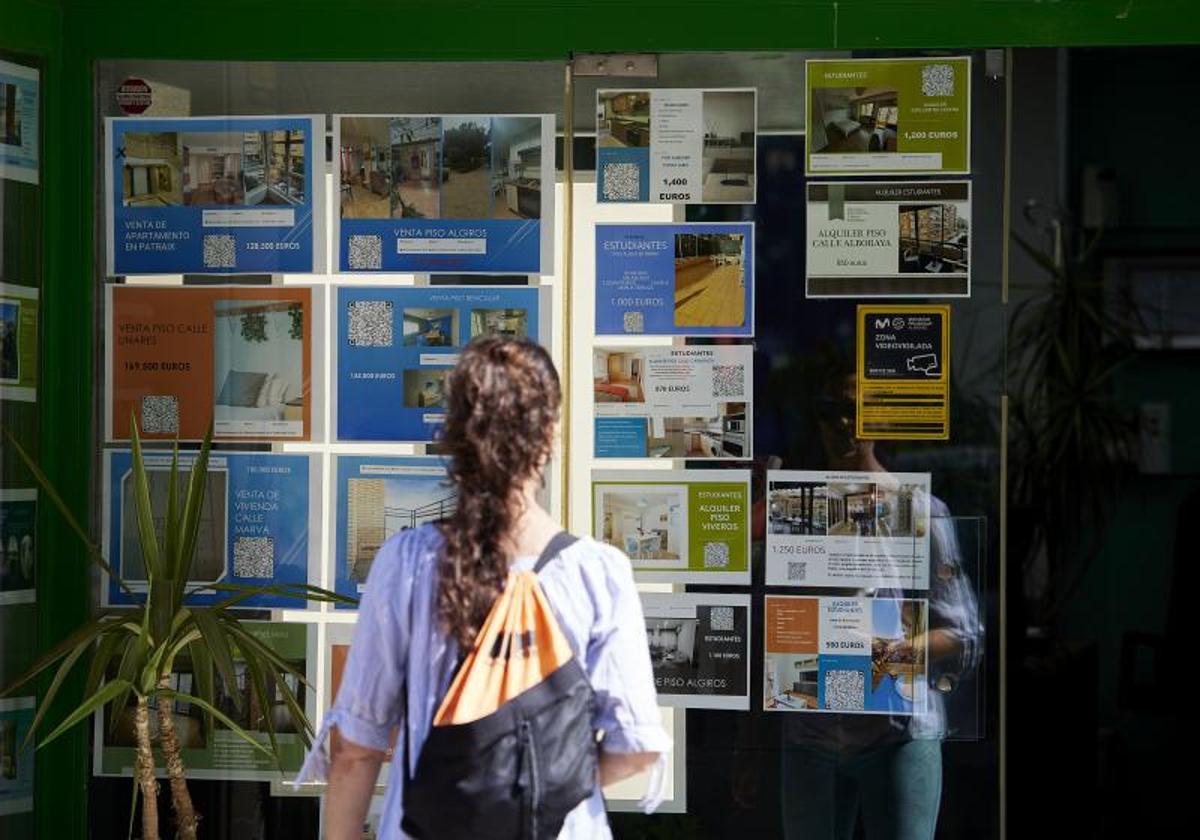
[533,531,578,574]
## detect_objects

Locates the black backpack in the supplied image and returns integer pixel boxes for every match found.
[401,532,599,839]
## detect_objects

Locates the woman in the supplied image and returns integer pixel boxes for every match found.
[299,337,670,839]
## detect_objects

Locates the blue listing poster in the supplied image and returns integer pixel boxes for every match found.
[335,115,555,274]
[102,450,320,608]
[332,456,454,608]
[0,60,40,185]
[105,115,325,275]
[335,285,549,442]
[595,223,754,337]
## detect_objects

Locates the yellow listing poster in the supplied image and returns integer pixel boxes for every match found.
[856,305,950,440]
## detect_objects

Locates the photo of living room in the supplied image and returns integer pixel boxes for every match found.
[826,480,879,536]
[768,480,830,535]
[701,91,756,202]
[597,92,651,147]
[212,300,306,432]
[441,117,491,218]
[121,132,183,206]
[765,653,820,710]
[402,369,449,409]
[120,467,225,583]
[592,349,646,404]
[338,117,393,219]
[389,117,441,219]
[470,307,528,340]
[596,486,686,564]
[491,117,542,220]
[402,308,458,347]
[810,86,899,154]
[674,232,746,328]
[180,132,244,205]
[898,201,970,274]
[646,617,699,675]
[345,474,455,583]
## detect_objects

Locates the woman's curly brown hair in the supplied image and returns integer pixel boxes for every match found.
[436,336,561,649]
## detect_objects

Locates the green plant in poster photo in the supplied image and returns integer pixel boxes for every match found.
[0,419,353,840]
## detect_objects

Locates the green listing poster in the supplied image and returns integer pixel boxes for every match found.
[592,469,752,584]
[806,57,971,176]
[0,284,39,403]
[95,622,312,781]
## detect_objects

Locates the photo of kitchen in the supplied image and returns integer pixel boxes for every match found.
[597,91,651,147]
[490,117,543,220]
[701,90,756,202]
[647,403,747,458]
[810,86,900,154]
[402,369,449,409]
[826,480,879,536]
[592,349,646,404]
[180,132,244,205]
[674,232,746,328]
[596,486,686,563]
[337,117,394,219]
[121,131,183,206]
[402,307,458,347]
[440,116,491,218]
[898,200,970,274]
[470,307,528,340]
[768,480,830,535]
[389,117,441,219]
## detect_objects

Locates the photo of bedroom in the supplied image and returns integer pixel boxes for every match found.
[765,653,820,710]
[403,369,449,409]
[1,83,21,146]
[181,132,245,205]
[389,117,441,219]
[338,117,393,219]
[441,117,491,218]
[648,403,747,458]
[898,201,970,274]
[491,117,542,220]
[870,600,928,706]
[701,91,756,202]
[597,486,686,563]
[212,300,306,433]
[674,232,746,328]
[646,617,699,675]
[768,480,830,535]
[346,474,455,582]
[598,92,651,147]
[470,307,528,339]
[810,87,899,154]
[0,301,19,383]
[121,132,183,206]
[826,481,879,536]
[402,308,458,347]
[593,349,646,404]
[120,467,226,583]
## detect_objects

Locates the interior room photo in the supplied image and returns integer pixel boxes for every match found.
[809,86,900,154]
[469,307,528,339]
[597,91,651,147]
[598,488,684,561]
[490,116,542,219]
[389,116,441,219]
[592,349,646,403]
[345,475,456,582]
[769,481,830,535]
[180,132,244,206]
[402,369,448,409]
[673,232,746,327]
[826,481,879,537]
[402,307,458,347]
[898,201,970,273]
[765,654,820,710]
[701,90,755,201]
[211,301,306,429]
[120,131,182,206]
[338,117,393,219]
[646,618,699,675]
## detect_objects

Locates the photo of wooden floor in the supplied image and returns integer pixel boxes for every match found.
[674,257,745,327]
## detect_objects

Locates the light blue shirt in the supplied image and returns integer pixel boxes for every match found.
[297,525,672,839]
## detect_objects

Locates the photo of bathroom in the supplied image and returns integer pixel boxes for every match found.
[596,486,686,564]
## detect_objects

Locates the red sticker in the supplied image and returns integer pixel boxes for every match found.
[116,78,152,115]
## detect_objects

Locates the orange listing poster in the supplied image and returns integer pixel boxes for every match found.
[765,595,819,654]
[107,285,314,442]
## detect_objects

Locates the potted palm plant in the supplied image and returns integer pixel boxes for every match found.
[1,420,352,840]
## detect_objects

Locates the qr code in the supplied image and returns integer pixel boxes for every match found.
[140,395,179,434]
[703,541,729,569]
[921,64,955,97]
[602,162,641,201]
[712,364,745,399]
[622,311,644,334]
[787,561,807,582]
[233,536,275,579]
[347,300,394,347]
[824,670,865,711]
[202,235,236,269]
[709,606,735,632]
[348,234,382,270]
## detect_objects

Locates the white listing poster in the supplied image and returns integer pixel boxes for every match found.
[0,59,39,184]
[766,470,931,589]
[597,88,756,204]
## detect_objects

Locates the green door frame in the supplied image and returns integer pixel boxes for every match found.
[7,1,1199,837]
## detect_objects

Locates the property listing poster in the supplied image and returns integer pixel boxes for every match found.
[0,490,36,606]
[857,304,950,440]
[0,697,34,816]
[595,223,754,337]
[334,114,555,274]
[0,60,39,184]
[593,344,752,459]
[95,623,312,781]
[764,596,929,715]
[333,456,453,607]
[765,470,931,589]
[806,181,971,298]
[805,56,971,176]
[591,469,751,584]
[335,285,549,442]
[0,283,39,403]
[106,285,318,442]
[642,593,751,710]
[105,115,325,275]
[101,450,321,609]
[596,88,757,205]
